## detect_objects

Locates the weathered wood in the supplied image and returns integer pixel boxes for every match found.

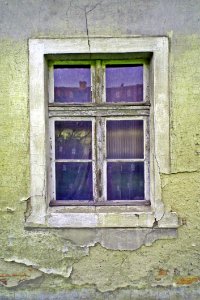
[50,200,151,206]
[49,107,150,117]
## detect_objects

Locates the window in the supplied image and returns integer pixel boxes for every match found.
[49,61,150,206]
[27,37,178,228]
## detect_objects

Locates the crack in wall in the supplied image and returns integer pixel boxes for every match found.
[65,0,73,21]
[84,2,104,56]
[65,1,103,55]
[170,170,199,175]
[155,154,161,175]
[84,8,91,56]
[24,197,32,222]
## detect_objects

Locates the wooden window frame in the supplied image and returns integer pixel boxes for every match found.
[49,60,150,206]
[27,37,179,229]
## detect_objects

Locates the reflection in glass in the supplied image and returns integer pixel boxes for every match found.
[55,121,92,159]
[107,120,144,159]
[106,65,143,102]
[56,162,93,200]
[107,162,144,200]
[54,66,91,103]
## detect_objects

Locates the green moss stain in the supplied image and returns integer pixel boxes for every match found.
[0,40,29,206]
[170,35,200,173]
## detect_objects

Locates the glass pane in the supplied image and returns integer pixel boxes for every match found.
[56,162,93,200]
[54,66,91,103]
[107,162,144,200]
[106,65,143,102]
[55,121,92,159]
[107,120,144,159]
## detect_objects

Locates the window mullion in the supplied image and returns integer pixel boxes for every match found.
[95,60,104,104]
[96,116,106,203]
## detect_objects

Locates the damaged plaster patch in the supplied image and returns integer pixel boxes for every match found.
[19,196,32,221]
[98,228,177,250]
[39,266,72,278]
[24,197,32,221]
[2,230,87,280]
[0,207,16,213]
[0,259,42,287]
[157,212,179,228]
[52,228,177,251]
[19,196,30,203]
[6,207,15,213]
[4,257,72,279]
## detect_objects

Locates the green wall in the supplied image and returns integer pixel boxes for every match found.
[0,1,200,299]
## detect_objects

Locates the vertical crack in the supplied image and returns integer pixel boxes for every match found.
[84,2,104,56]
[84,8,91,57]
[66,0,74,22]
[155,154,161,174]
[66,1,103,55]
[24,197,32,222]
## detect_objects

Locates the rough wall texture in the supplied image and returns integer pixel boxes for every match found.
[0,0,200,299]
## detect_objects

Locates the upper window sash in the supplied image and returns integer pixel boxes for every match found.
[48,61,95,104]
[48,59,150,106]
[101,60,149,104]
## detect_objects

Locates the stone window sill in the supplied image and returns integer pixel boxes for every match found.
[25,206,179,229]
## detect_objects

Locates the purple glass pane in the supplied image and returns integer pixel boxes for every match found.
[56,162,93,200]
[54,66,91,103]
[107,162,144,200]
[55,121,92,159]
[107,120,144,159]
[106,65,143,102]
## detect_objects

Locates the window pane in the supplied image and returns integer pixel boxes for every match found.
[106,65,143,102]
[107,162,144,200]
[55,121,92,159]
[56,162,93,200]
[107,120,144,159]
[54,66,91,103]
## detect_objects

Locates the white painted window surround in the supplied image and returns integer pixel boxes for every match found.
[27,37,179,228]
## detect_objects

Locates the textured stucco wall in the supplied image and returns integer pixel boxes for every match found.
[0,0,200,299]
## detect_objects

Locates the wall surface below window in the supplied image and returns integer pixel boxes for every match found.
[0,0,200,299]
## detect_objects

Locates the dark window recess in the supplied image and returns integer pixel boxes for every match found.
[106,65,143,103]
[106,120,144,159]
[56,162,93,200]
[54,66,91,103]
[55,121,93,201]
[55,121,92,160]
[106,120,144,201]
[107,162,144,200]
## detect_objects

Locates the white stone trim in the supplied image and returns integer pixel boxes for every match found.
[27,37,178,228]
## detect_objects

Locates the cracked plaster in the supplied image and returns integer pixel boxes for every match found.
[0,260,43,288]
[0,0,200,297]
[51,228,177,251]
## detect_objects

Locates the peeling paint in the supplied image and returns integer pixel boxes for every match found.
[52,228,177,251]
[0,260,42,288]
